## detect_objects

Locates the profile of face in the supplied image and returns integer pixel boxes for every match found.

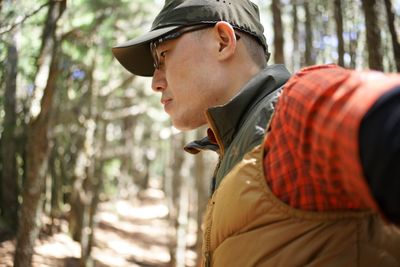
[151,23,240,131]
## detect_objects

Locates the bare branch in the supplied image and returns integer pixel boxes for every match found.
[0,1,50,35]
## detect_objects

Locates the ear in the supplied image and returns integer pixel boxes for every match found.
[213,21,238,61]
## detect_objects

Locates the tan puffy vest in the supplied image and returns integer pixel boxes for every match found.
[201,143,400,267]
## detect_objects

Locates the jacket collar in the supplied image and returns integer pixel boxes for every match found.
[185,64,290,155]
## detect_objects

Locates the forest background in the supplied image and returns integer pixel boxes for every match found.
[0,0,399,266]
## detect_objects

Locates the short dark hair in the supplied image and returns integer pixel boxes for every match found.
[195,27,269,69]
[239,31,269,68]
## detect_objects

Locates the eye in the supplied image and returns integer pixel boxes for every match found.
[158,50,168,67]
[160,50,167,58]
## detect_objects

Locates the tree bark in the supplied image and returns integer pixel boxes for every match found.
[334,0,345,67]
[120,110,138,197]
[346,1,358,69]
[194,129,208,267]
[79,122,100,267]
[384,0,400,72]
[83,124,106,266]
[168,133,186,266]
[49,143,63,230]
[304,2,314,66]
[14,1,66,266]
[361,0,383,70]
[1,35,19,235]
[291,0,300,70]
[271,0,285,64]
[14,39,60,267]
[67,55,101,267]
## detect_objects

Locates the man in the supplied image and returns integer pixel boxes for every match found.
[112,0,400,266]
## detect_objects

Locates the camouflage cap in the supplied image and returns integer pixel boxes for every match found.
[112,0,267,77]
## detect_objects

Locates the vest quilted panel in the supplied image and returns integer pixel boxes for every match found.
[202,145,400,266]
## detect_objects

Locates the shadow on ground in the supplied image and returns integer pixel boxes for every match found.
[0,188,197,267]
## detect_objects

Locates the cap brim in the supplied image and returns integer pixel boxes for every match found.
[112,26,180,77]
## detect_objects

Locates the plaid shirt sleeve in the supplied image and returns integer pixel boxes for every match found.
[263,65,400,212]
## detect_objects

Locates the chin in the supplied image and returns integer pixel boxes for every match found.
[172,120,206,131]
[173,124,197,131]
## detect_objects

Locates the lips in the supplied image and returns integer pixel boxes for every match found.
[161,98,172,105]
[161,97,173,111]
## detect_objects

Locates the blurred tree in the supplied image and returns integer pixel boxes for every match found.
[14,1,67,266]
[272,0,285,64]
[334,0,345,67]
[343,0,360,69]
[47,139,63,230]
[291,0,300,71]
[167,132,186,266]
[384,0,400,72]
[193,128,208,267]
[1,33,18,236]
[68,55,100,266]
[362,0,384,70]
[304,1,314,66]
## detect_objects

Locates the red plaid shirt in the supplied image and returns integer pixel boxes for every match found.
[263,65,400,211]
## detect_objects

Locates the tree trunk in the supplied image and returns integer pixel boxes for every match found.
[14,1,66,266]
[361,0,383,70]
[67,55,101,266]
[304,2,314,66]
[334,0,345,67]
[168,133,186,266]
[346,1,358,69]
[14,32,60,267]
[384,0,400,72]
[271,0,285,64]
[291,0,300,71]
[194,130,208,267]
[69,136,85,242]
[49,143,63,231]
[79,119,103,267]
[1,35,19,235]
[84,124,106,266]
[120,113,138,197]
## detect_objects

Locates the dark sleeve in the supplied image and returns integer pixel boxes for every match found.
[359,86,400,224]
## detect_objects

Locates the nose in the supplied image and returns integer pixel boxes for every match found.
[151,68,167,92]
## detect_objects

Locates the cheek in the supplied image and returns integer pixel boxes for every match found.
[167,39,220,105]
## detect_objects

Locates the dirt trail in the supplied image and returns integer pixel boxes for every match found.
[0,189,197,267]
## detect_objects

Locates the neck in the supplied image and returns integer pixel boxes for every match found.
[225,61,261,101]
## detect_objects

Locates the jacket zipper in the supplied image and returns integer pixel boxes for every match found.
[204,251,211,267]
[204,199,214,267]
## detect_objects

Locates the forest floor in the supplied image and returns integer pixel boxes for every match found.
[0,188,198,267]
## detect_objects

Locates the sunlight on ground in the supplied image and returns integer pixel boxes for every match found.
[100,188,169,221]
[0,191,198,267]
[92,227,171,267]
[0,240,14,266]
[92,240,170,266]
[116,200,169,220]
[97,211,170,238]
[35,233,80,258]
[0,233,81,267]
[93,197,172,266]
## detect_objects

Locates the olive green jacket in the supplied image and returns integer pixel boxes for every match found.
[185,64,290,191]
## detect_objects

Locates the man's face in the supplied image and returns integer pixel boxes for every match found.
[151,28,228,130]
